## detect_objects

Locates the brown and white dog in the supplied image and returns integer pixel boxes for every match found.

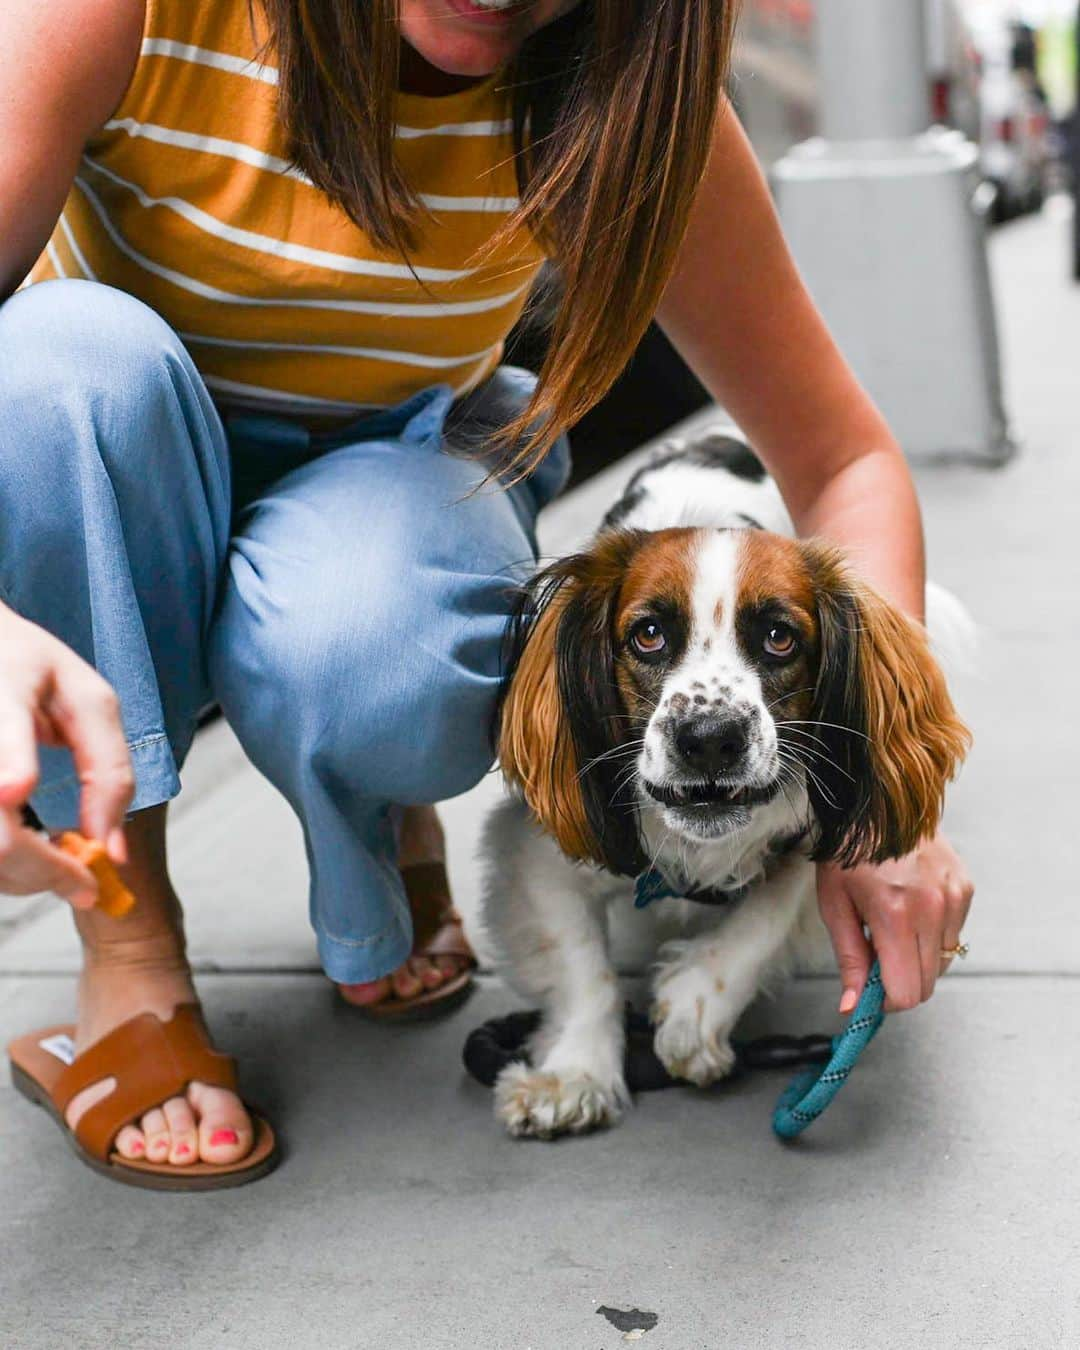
[482,429,971,1138]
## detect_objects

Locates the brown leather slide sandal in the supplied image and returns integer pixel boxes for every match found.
[7,1005,279,1191]
[342,861,477,1022]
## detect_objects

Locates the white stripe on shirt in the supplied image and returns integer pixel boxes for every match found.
[138,40,514,140]
[45,241,68,279]
[203,374,378,414]
[80,157,476,282]
[181,330,499,370]
[140,38,279,86]
[396,118,514,140]
[73,175,530,317]
[102,118,520,211]
[57,213,98,282]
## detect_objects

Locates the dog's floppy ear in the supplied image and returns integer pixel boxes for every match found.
[497,533,645,875]
[804,545,971,867]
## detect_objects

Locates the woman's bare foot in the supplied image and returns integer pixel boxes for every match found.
[62,806,253,1166]
[338,804,471,1008]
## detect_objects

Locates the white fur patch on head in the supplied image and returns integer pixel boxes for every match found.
[638,530,779,799]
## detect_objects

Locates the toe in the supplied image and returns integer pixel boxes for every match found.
[162,1096,198,1165]
[391,962,423,1000]
[114,1124,147,1160]
[141,1106,171,1163]
[188,1081,254,1164]
[338,976,393,1007]
[410,956,445,990]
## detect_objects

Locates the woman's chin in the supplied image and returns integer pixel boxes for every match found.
[402,33,513,80]
[400,3,545,80]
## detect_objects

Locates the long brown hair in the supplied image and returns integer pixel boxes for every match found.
[260,0,738,478]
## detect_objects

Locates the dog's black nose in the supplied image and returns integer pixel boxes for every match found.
[673,715,749,774]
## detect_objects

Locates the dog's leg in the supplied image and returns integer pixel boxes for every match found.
[486,826,628,1138]
[494,891,628,1138]
[651,859,814,1087]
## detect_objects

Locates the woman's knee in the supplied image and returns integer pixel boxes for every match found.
[2,280,184,388]
[214,563,507,805]
[0,281,219,470]
[0,281,228,546]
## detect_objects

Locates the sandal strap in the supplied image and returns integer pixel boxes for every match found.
[402,862,476,965]
[53,1005,237,1162]
[420,913,474,964]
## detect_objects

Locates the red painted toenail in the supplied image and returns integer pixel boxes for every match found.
[175,1143,191,1156]
[210,1129,238,1147]
[130,1140,144,1153]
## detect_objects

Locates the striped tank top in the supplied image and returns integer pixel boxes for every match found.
[31,0,545,419]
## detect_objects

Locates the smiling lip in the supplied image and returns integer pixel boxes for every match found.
[642,778,781,811]
[444,0,531,24]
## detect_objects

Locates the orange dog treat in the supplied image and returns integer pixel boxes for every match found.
[58,832,136,919]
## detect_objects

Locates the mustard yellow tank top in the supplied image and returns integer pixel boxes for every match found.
[31,0,545,418]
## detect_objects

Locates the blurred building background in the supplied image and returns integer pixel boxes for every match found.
[522,0,1079,482]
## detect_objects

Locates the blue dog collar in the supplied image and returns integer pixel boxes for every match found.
[633,867,746,911]
[633,868,677,908]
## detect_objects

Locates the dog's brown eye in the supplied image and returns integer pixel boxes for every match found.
[763,624,797,659]
[631,621,667,656]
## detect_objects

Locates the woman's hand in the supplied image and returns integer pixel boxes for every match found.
[0,604,133,907]
[817,832,974,1014]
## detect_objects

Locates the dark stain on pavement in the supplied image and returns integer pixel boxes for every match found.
[596,1306,659,1334]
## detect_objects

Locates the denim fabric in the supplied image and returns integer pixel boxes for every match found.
[0,279,570,982]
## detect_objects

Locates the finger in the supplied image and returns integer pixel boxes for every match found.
[914,882,947,1003]
[0,816,98,907]
[42,664,134,847]
[871,920,923,1013]
[916,928,939,1003]
[0,695,39,806]
[948,872,975,932]
[29,833,100,908]
[940,874,975,975]
[817,881,872,1014]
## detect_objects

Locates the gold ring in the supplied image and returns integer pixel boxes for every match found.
[940,942,969,959]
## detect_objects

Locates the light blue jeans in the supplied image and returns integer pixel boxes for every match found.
[0,280,569,982]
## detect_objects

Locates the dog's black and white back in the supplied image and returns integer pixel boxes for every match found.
[482,429,969,1138]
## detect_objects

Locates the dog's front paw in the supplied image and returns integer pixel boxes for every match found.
[494,1062,627,1139]
[652,996,737,1088]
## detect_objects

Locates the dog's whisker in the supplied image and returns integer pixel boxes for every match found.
[575,740,646,779]
[780,718,873,743]
[775,771,803,822]
[776,724,833,752]
[765,686,816,712]
[786,757,839,809]
[609,763,644,803]
[778,740,857,786]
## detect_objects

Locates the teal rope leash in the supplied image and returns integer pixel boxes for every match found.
[635,867,886,1139]
[631,864,885,1139]
[771,961,885,1140]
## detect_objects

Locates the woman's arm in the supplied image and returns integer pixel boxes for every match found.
[657,104,974,1014]
[0,0,143,298]
[657,104,925,619]
[0,0,143,897]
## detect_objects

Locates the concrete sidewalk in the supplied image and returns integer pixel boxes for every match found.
[2,203,1079,1350]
